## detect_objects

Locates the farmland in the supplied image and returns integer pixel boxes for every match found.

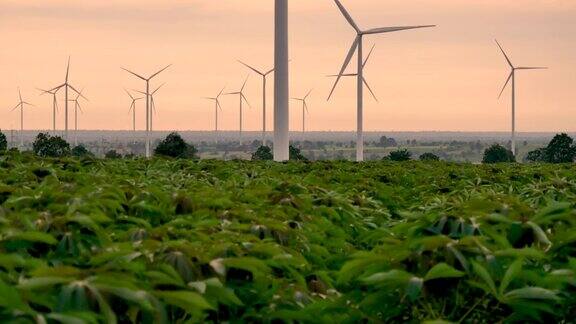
[0,153,574,323]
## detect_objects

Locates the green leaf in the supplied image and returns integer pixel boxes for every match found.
[424,263,465,281]
[18,277,73,290]
[155,291,214,312]
[0,278,31,312]
[499,259,523,296]
[471,261,497,296]
[362,270,413,286]
[526,222,552,246]
[7,231,58,245]
[504,287,560,302]
[405,277,424,301]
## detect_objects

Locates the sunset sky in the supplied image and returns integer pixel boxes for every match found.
[1,0,575,132]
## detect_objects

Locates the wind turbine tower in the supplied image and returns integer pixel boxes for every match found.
[274,0,289,161]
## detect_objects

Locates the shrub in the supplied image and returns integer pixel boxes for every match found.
[388,149,412,161]
[105,150,122,159]
[154,132,198,159]
[71,145,93,158]
[32,133,70,158]
[252,146,273,161]
[289,145,308,161]
[0,130,7,152]
[419,153,440,161]
[482,144,515,164]
[525,148,547,163]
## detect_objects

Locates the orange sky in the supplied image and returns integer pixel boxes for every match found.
[1,0,575,132]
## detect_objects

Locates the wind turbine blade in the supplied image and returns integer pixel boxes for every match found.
[23,102,36,107]
[364,25,436,35]
[124,88,135,100]
[226,92,241,95]
[36,87,50,95]
[327,73,357,77]
[66,56,71,81]
[204,97,217,100]
[10,103,20,111]
[333,0,361,33]
[47,84,66,93]
[217,87,226,98]
[328,36,359,101]
[68,85,88,101]
[241,76,249,92]
[516,67,548,70]
[242,93,252,108]
[121,67,147,81]
[134,89,147,96]
[304,101,309,114]
[495,40,514,68]
[304,89,313,100]
[363,77,378,102]
[265,67,276,75]
[238,60,264,75]
[498,72,513,99]
[18,88,23,102]
[216,100,223,111]
[150,64,172,79]
[152,83,165,95]
[363,44,376,68]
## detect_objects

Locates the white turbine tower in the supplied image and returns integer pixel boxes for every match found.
[122,64,171,158]
[495,40,547,157]
[274,0,290,161]
[68,89,87,146]
[226,77,252,145]
[205,87,225,142]
[135,83,165,132]
[37,88,59,132]
[10,88,34,149]
[238,60,275,145]
[46,57,85,140]
[125,89,143,132]
[291,89,312,133]
[328,0,434,162]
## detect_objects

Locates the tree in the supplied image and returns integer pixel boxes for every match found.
[543,133,576,163]
[105,150,122,159]
[33,133,71,158]
[289,145,308,161]
[252,146,273,161]
[0,130,7,152]
[386,149,412,162]
[71,145,93,158]
[482,144,515,164]
[154,132,198,159]
[419,153,440,161]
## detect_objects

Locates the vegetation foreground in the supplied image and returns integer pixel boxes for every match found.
[0,154,574,323]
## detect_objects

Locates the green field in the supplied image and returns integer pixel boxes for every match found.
[0,154,574,323]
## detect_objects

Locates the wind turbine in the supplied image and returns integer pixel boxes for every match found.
[205,87,225,142]
[37,88,59,132]
[10,88,34,149]
[328,0,435,162]
[291,89,312,133]
[122,64,171,158]
[125,89,143,132]
[46,57,85,140]
[496,40,547,157]
[274,0,289,161]
[225,77,252,145]
[238,60,275,145]
[68,89,87,146]
[135,83,165,132]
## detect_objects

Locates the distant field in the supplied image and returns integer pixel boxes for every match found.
[0,155,574,322]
